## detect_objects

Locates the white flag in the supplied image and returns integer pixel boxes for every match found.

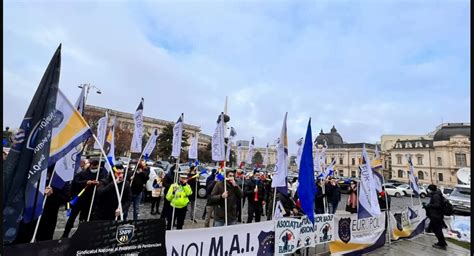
[263,143,269,166]
[225,127,237,162]
[358,145,381,219]
[171,114,184,158]
[272,112,288,188]
[143,128,159,158]
[94,111,109,149]
[130,98,144,153]
[274,200,286,220]
[188,133,198,160]
[52,88,92,188]
[406,154,421,195]
[246,137,255,164]
[295,137,303,168]
[236,142,242,167]
[212,112,226,161]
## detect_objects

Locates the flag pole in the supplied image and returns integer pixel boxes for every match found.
[30,168,57,243]
[223,161,228,226]
[171,158,180,229]
[87,150,103,221]
[380,168,392,245]
[193,169,198,225]
[91,133,124,221]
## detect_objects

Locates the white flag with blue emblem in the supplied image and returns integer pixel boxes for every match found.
[406,154,421,195]
[358,145,381,219]
[130,98,144,153]
[212,112,226,161]
[171,114,184,158]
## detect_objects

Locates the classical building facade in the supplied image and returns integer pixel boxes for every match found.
[313,126,384,178]
[383,123,470,187]
[233,140,277,167]
[84,105,209,155]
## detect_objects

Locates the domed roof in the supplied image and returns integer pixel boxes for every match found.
[433,123,470,141]
[314,126,344,145]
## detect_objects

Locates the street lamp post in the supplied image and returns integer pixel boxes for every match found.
[78,83,102,106]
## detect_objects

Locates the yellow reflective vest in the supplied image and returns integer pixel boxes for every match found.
[166,183,192,209]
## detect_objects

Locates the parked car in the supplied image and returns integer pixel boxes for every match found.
[441,186,454,197]
[382,184,405,198]
[386,179,404,187]
[448,185,470,214]
[396,184,428,198]
[116,156,131,166]
[156,160,171,170]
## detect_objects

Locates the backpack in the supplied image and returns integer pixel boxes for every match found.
[442,197,454,216]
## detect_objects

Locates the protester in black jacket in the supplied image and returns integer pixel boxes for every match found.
[204,170,217,227]
[36,168,71,241]
[209,171,242,226]
[314,179,327,214]
[326,178,341,214]
[62,160,107,238]
[245,170,266,223]
[94,165,132,221]
[423,184,448,250]
[202,168,216,221]
[187,166,199,222]
[124,162,148,221]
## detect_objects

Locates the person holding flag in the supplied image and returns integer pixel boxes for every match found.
[245,169,266,223]
[210,170,242,226]
[62,160,107,238]
[326,177,341,214]
[93,164,132,220]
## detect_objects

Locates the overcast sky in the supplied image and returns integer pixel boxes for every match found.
[4,0,470,155]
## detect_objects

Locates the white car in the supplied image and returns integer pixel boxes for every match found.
[396,184,428,198]
[382,184,405,198]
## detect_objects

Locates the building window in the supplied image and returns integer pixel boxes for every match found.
[351,171,356,178]
[455,153,467,167]
[339,158,343,165]
[397,156,402,165]
[438,173,444,182]
[415,142,422,148]
[389,171,393,179]
[417,156,423,165]
[418,171,424,180]
[398,170,403,178]
[352,158,355,165]
[331,157,335,164]
[395,143,402,148]
[437,157,442,166]
[405,142,412,148]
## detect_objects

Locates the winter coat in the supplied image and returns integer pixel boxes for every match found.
[209,180,242,222]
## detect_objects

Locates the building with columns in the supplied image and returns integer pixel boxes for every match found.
[384,123,470,187]
[233,140,277,167]
[312,126,383,178]
[84,105,208,155]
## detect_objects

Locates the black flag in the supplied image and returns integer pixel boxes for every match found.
[3,44,61,244]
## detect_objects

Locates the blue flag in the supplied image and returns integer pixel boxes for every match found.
[3,45,61,244]
[297,118,316,224]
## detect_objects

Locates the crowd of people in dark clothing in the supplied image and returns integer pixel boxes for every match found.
[12,158,448,251]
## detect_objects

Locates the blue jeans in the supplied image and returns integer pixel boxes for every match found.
[329,201,339,214]
[124,193,142,221]
[214,220,237,227]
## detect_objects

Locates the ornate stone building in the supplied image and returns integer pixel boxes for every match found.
[84,105,209,155]
[313,126,383,178]
[383,123,470,187]
[233,140,277,167]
